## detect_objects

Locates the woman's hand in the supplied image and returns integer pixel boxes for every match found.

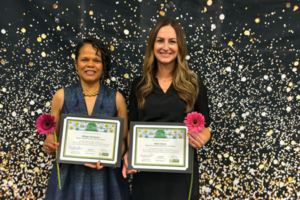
[43,134,59,156]
[187,131,209,149]
[122,151,138,178]
[84,161,103,170]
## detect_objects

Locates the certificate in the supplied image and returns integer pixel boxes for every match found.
[128,122,192,173]
[56,114,124,167]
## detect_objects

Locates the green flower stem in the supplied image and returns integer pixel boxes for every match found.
[54,131,61,190]
[188,149,194,200]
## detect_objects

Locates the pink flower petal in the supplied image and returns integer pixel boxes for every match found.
[36,114,56,135]
[183,112,205,134]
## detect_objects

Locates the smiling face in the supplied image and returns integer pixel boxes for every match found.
[154,25,178,67]
[74,44,103,83]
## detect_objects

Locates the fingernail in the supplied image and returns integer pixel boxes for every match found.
[98,161,100,164]
[53,143,56,146]
[54,147,57,150]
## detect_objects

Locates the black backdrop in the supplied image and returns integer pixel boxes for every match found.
[0,0,299,199]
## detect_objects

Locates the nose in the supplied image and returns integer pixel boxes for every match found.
[162,41,169,50]
[87,60,95,67]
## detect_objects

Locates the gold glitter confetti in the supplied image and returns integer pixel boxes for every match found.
[56,26,61,31]
[21,28,26,33]
[293,5,298,11]
[244,30,250,35]
[1,2,300,199]
[41,51,46,57]
[207,0,212,6]
[110,45,115,51]
[34,167,40,173]
[292,67,297,72]
[124,29,129,35]
[1,59,5,65]
[41,33,47,39]
[26,144,31,150]
[294,61,299,66]
[37,37,42,42]
[159,11,165,16]
[89,10,94,15]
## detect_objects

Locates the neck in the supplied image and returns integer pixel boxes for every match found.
[156,62,175,79]
[81,80,100,93]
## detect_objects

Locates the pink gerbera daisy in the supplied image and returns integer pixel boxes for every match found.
[183,112,205,133]
[36,114,56,135]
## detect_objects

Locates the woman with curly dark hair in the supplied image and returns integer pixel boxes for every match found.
[43,38,130,200]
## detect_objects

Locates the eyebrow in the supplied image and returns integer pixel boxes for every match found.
[156,37,177,40]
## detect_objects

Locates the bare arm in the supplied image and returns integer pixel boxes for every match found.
[43,89,64,156]
[115,91,129,156]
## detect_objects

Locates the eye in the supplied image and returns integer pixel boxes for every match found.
[157,39,163,43]
[170,40,177,44]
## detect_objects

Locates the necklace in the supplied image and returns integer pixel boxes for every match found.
[83,90,99,97]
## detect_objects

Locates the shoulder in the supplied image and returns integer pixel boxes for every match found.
[196,75,208,96]
[116,91,125,102]
[115,91,126,111]
[64,83,80,90]
[51,88,64,110]
[53,88,64,101]
[63,83,82,95]
[130,76,144,92]
[132,76,143,86]
[101,84,117,94]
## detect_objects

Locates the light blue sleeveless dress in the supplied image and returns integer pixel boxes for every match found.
[45,83,130,200]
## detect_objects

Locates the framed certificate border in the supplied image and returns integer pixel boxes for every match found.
[57,114,124,167]
[128,122,192,173]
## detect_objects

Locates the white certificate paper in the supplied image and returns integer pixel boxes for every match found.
[57,114,124,167]
[128,122,192,173]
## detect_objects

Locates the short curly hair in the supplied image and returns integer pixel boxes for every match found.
[75,37,111,81]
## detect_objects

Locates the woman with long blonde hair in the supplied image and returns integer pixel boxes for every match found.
[124,19,211,200]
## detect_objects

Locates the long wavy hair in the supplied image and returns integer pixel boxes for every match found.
[137,19,199,113]
[75,38,111,81]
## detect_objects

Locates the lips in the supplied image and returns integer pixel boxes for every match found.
[85,71,96,75]
[160,53,172,57]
